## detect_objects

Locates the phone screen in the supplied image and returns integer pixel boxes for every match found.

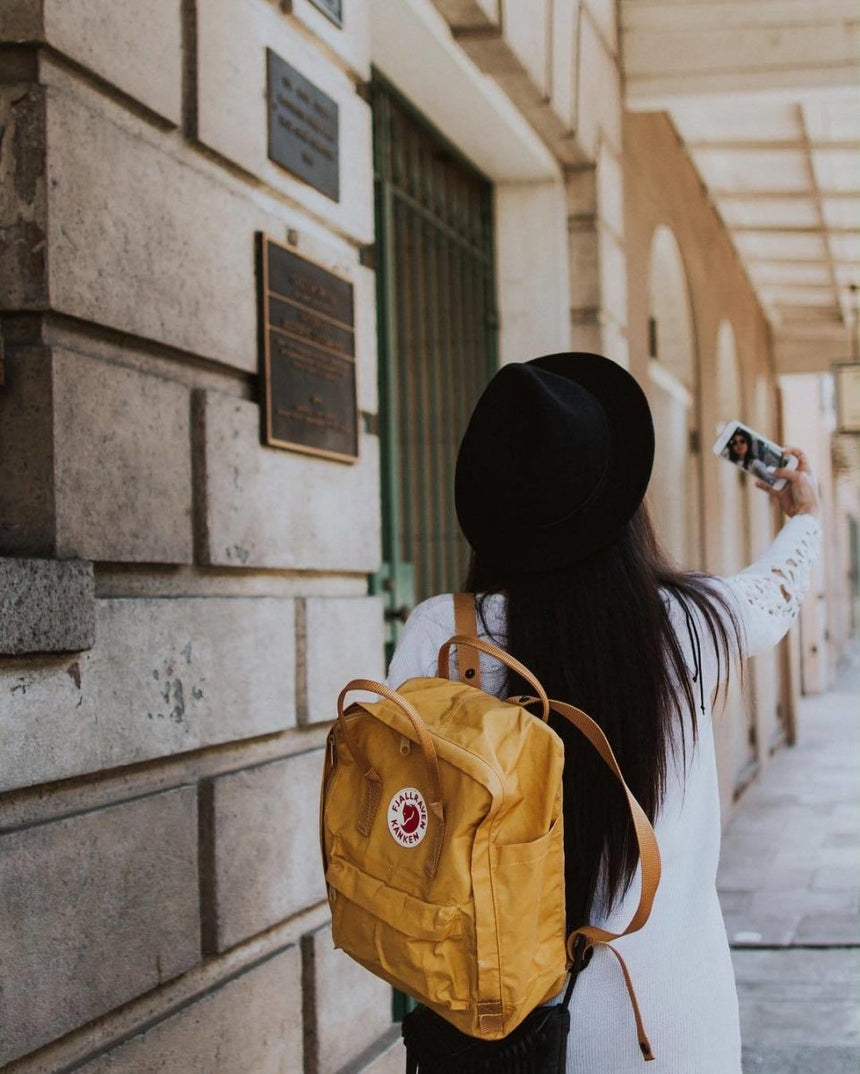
[719,425,788,487]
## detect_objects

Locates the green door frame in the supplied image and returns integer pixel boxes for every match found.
[371,72,498,662]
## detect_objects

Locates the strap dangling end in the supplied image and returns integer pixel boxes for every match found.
[640,1036,655,1062]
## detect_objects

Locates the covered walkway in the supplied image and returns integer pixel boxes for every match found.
[718,649,860,1072]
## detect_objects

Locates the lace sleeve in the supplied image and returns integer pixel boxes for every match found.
[724,513,822,658]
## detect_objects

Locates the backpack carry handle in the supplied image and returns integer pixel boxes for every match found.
[436,635,551,722]
[337,679,446,879]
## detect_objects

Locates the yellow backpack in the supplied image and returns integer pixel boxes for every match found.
[320,598,661,1059]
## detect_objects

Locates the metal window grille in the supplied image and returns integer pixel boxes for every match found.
[372,76,498,634]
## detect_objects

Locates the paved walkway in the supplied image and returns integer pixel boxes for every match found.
[718,647,860,1074]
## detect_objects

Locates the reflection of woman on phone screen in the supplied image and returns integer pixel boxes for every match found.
[728,428,775,484]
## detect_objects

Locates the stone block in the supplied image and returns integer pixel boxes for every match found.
[210,751,327,951]
[566,164,597,218]
[597,143,624,238]
[598,227,628,327]
[584,0,618,53]
[198,390,381,571]
[0,83,47,310]
[568,226,600,310]
[353,261,379,414]
[0,346,55,555]
[599,318,630,369]
[0,556,94,653]
[496,180,570,364]
[287,0,371,79]
[51,348,193,563]
[502,0,551,97]
[432,0,500,29]
[0,787,199,1067]
[359,1038,408,1074]
[305,924,393,1074]
[197,0,374,243]
[0,595,295,793]
[46,0,181,122]
[569,315,602,355]
[576,12,622,156]
[0,4,180,121]
[305,596,385,724]
[0,1,43,38]
[76,946,303,1074]
[42,64,360,373]
[549,0,578,129]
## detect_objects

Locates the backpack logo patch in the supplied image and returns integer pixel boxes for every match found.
[387,787,428,847]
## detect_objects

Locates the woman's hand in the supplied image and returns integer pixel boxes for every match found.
[755,446,819,518]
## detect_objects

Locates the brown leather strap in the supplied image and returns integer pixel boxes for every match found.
[337,679,446,878]
[453,593,482,689]
[545,698,661,942]
[540,696,660,1062]
[436,635,551,722]
[602,944,655,1061]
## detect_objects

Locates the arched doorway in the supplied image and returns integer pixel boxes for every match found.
[645,226,702,568]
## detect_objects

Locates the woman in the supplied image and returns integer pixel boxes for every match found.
[387,353,820,1073]
[727,427,754,466]
[728,427,777,484]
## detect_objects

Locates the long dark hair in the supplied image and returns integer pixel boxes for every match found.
[466,502,742,930]
[727,428,753,469]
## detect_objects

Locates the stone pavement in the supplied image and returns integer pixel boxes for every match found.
[718,648,860,1074]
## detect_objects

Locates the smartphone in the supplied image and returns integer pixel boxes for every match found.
[712,420,798,491]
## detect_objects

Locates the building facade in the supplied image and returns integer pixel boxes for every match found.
[0,1,857,1071]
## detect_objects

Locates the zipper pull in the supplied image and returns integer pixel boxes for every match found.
[399,734,411,756]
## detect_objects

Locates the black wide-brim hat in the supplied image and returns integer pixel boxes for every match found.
[455,353,655,573]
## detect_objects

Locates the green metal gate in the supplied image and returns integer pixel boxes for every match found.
[371,76,498,647]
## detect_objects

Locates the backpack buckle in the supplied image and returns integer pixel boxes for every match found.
[570,933,594,977]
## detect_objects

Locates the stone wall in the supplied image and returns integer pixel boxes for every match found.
[0,1,389,1070]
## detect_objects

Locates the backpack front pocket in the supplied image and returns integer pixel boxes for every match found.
[488,815,567,1016]
[326,855,473,1011]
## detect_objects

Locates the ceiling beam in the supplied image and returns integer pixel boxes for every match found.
[795,104,846,325]
[621,2,860,107]
[713,191,860,200]
[731,225,860,234]
[685,140,860,152]
[746,257,858,265]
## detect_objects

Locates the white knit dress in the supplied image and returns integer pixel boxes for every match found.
[386,514,821,1073]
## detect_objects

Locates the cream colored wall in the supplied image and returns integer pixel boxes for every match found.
[780,372,858,694]
[623,111,790,817]
[645,226,701,569]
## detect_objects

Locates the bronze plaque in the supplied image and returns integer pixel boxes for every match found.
[260,236,358,462]
[308,0,343,27]
[267,49,339,202]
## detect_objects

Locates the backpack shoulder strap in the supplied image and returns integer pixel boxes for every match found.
[550,697,660,1061]
[453,592,482,690]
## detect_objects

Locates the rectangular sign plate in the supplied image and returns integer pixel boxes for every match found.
[260,236,358,462]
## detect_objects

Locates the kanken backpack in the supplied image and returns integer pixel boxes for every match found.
[320,595,661,1062]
